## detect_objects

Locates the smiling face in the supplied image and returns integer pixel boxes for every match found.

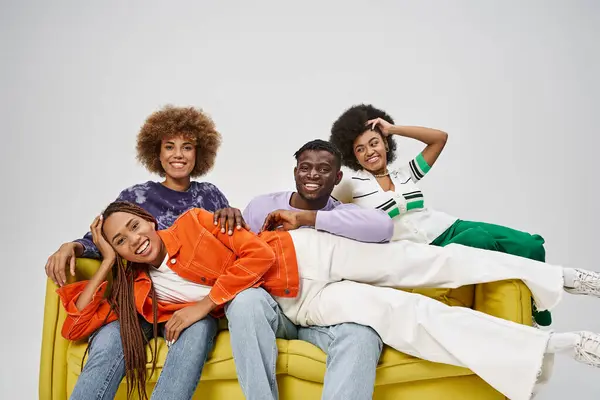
[102,211,164,266]
[159,135,196,180]
[353,129,388,174]
[294,149,342,202]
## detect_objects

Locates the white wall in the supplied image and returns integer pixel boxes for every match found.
[1,1,599,398]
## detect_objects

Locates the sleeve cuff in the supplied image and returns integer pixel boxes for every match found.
[208,285,233,306]
[74,239,100,259]
[314,210,327,231]
[57,281,108,316]
[415,152,431,174]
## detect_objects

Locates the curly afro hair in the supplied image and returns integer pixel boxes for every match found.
[136,105,221,178]
[329,104,397,171]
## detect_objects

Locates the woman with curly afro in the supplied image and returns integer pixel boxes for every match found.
[330,104,552,326]
[44,105,246,399]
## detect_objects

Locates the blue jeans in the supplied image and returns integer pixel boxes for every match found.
[225,288,382,400]
[151,318,218,400]
[70,316,218,400]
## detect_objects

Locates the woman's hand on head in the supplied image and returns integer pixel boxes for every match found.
[90,215,116,263]
[45,241,83,286]
[213,207,250,235]
[366,118,393,136]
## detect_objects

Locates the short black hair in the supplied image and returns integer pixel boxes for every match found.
[329,104,397,171]
[293,139,342,170]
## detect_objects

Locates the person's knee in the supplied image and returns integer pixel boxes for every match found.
[181,317,217,339]
[462,227,498,250]
[177,319,218,354]
[332,323,383,356]
[524,234,546,262]
[89,321,123,355]
[84,321,124,369]
[226,288,277,322]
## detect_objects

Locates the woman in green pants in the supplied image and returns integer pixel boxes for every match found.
[330,103,551,326]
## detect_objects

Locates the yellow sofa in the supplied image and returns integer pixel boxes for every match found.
[40,258,533,399]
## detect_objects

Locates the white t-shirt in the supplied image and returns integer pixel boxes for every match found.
[149,256,211,303]
[332,152,457,243]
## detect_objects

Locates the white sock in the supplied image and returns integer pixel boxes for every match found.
[546,332,579,354]
[563,268,577,288]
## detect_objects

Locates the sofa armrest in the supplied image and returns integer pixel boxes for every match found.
[473,280,533,326]
[39,258,110,400]
[65,258,113,293]
[67,258,105,282]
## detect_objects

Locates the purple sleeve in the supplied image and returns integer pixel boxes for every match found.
[315,203,393,243]
[242,199,263,234]
[73,189,135,259]
[73,236,99,259]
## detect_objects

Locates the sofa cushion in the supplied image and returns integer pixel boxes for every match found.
[66,287,475,386]
[67,330,474,386]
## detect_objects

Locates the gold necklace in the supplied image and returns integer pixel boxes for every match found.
[373,170,389,178]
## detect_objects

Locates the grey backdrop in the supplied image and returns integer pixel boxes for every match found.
[1,0,599,398]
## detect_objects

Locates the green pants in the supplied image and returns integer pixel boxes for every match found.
[431,219,552,326]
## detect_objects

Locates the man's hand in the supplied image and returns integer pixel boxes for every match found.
[213,207,249,235]
[261,210,317,232]
[164,297,216,345]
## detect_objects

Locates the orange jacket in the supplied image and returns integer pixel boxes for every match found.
[57,208,299,341]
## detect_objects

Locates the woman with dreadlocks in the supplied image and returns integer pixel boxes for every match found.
[59,200,600,400]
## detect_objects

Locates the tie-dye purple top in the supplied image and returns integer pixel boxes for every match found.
[74,180,230,259]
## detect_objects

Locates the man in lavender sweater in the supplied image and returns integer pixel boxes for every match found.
[224,140,393,400]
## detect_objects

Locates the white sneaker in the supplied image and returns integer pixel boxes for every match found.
[573,331,600,368]
[564,269,600,297]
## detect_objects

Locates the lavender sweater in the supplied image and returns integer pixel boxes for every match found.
[74,181,230,259]
[243,191,393,243]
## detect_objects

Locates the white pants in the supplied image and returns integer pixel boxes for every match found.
[275,229,565,400]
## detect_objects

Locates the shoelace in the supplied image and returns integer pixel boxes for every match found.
[571,269,600,296]
[575,332,600,367]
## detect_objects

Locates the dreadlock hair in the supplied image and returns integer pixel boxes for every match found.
[293,139,343,170]
[329,104,398,171]
[93,201,160,400]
